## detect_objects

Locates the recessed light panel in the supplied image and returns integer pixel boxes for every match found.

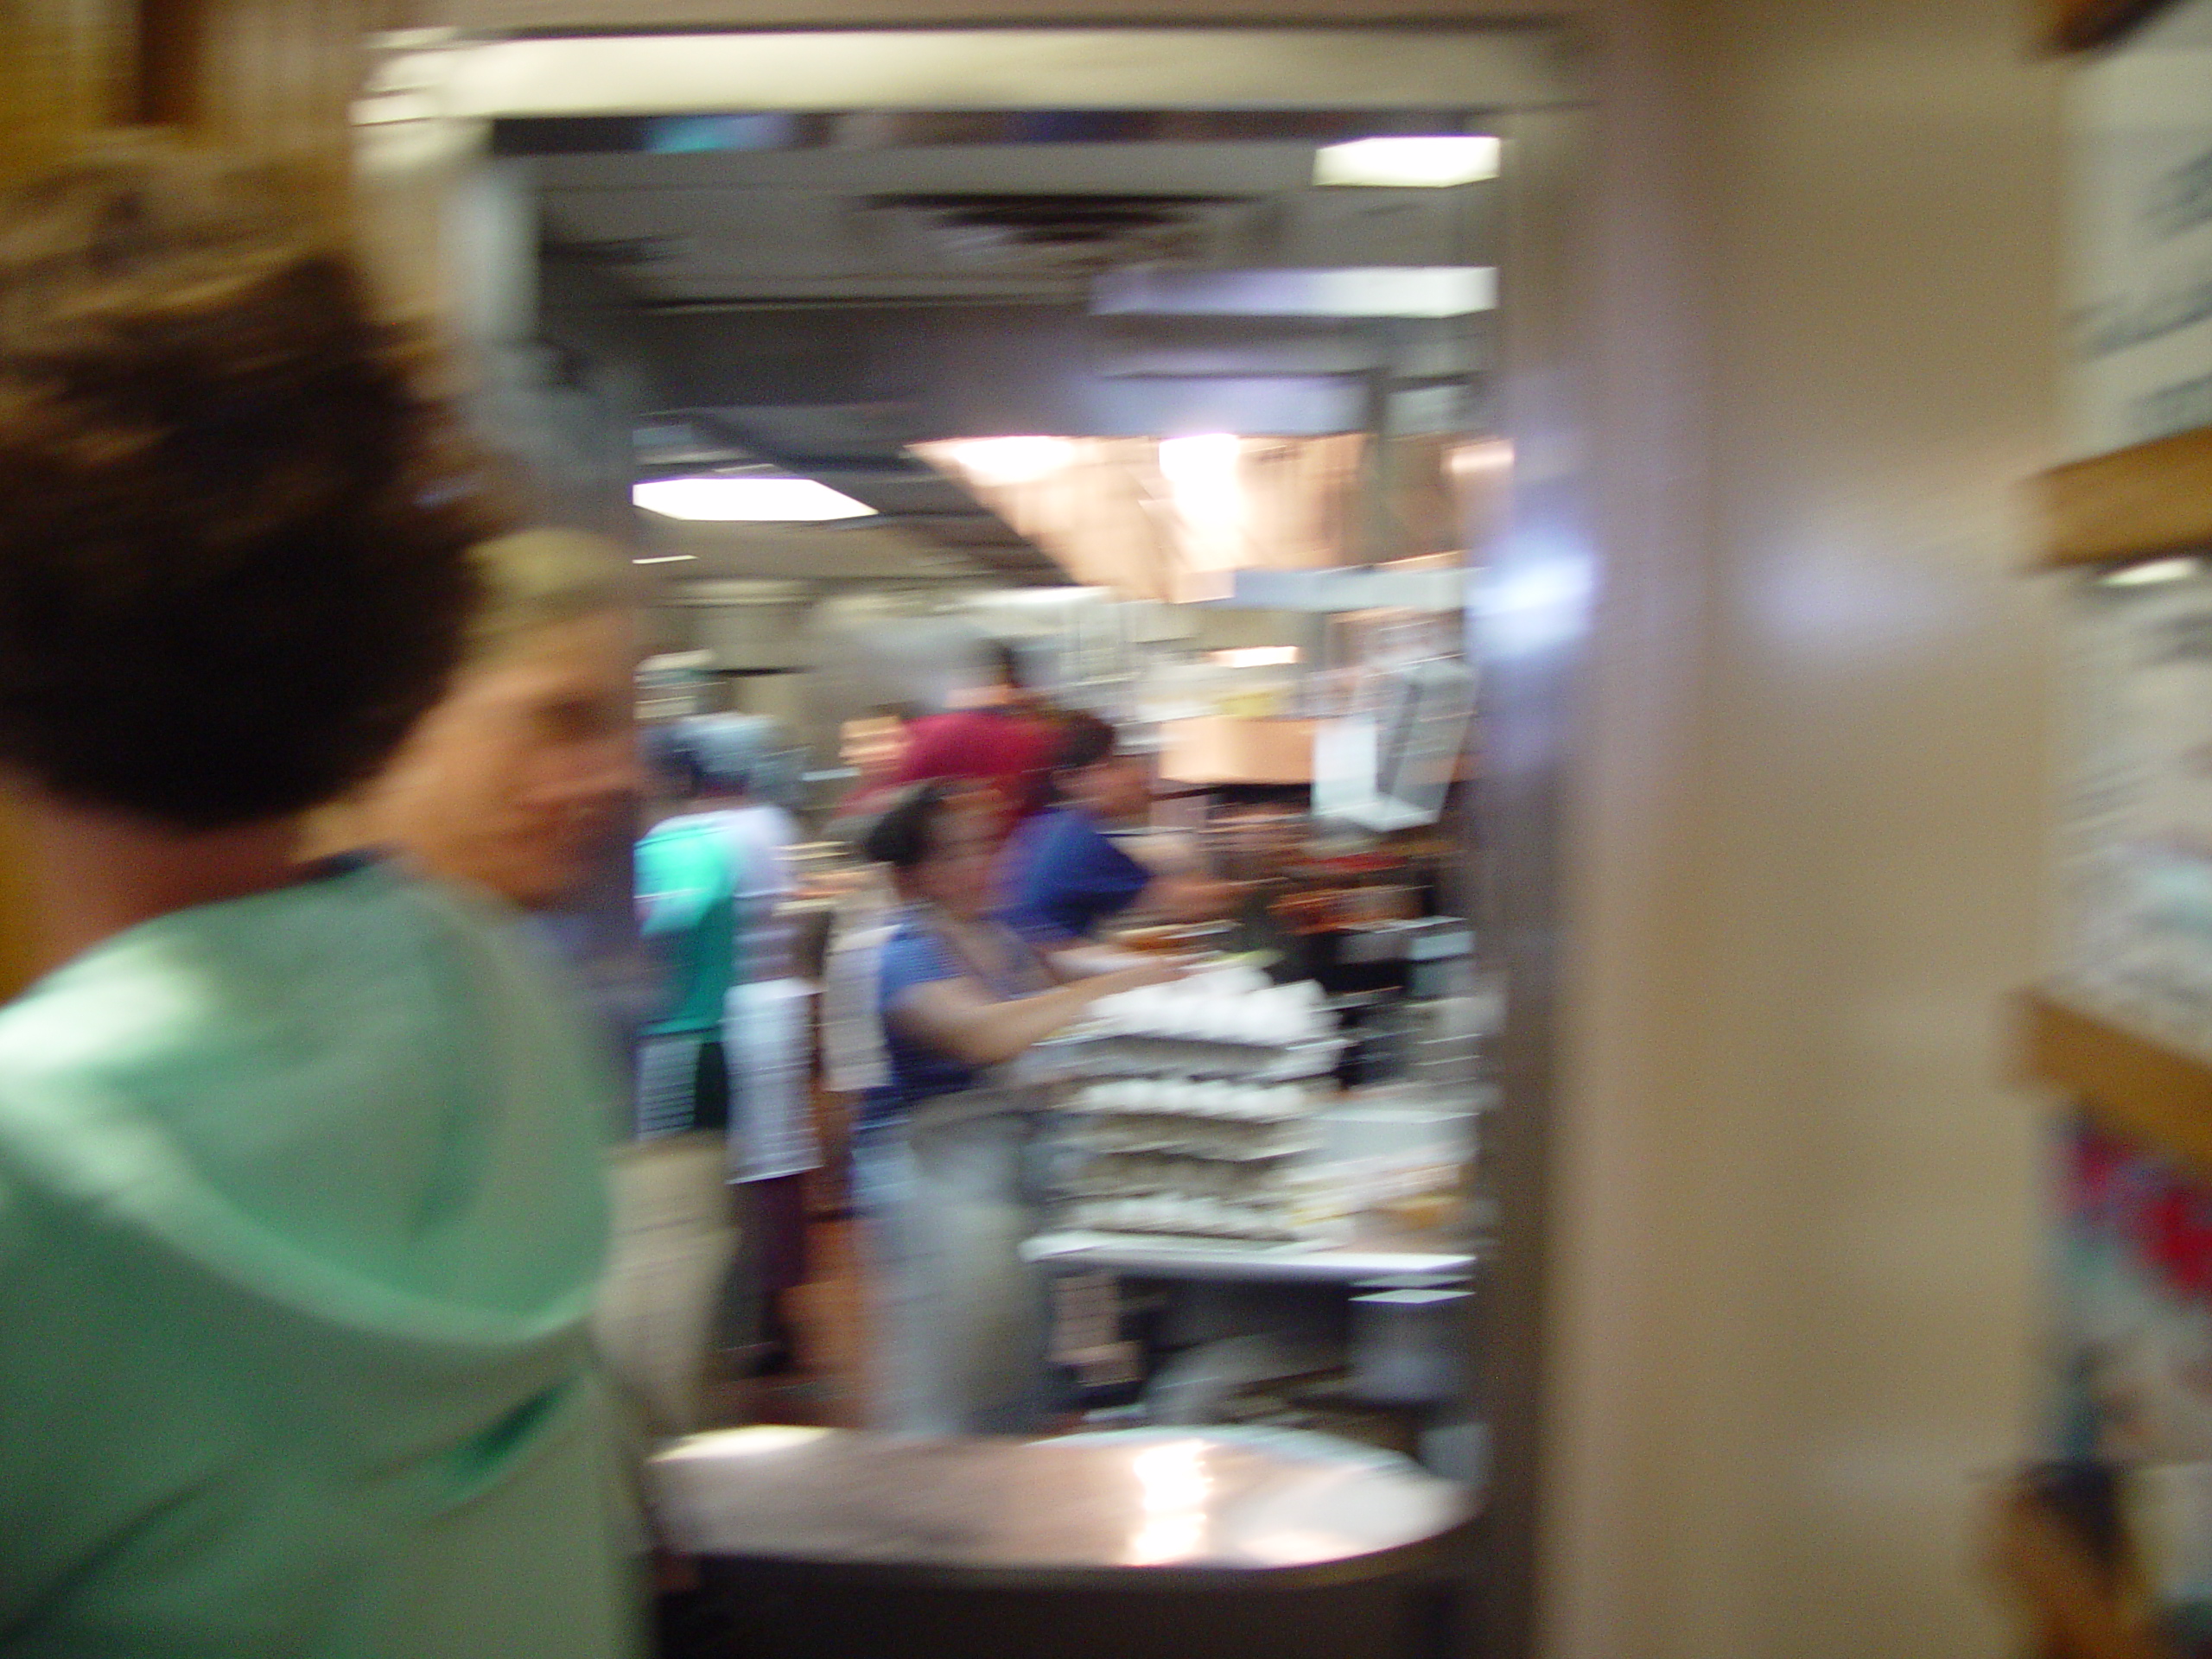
[1093,267,1496,319]
[633,477,878,522]
[1314,136,1500,188]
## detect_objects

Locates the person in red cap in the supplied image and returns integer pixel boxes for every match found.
[890,640,1060,834]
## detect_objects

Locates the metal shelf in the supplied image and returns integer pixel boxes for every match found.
[1024,1230,1477,1284]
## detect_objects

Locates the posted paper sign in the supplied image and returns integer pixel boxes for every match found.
[2070,0,2212,454]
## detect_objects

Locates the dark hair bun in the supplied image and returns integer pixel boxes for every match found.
[1053,711,1119,773]
[862,781,954,871]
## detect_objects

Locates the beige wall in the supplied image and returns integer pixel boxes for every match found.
[1551,0,2063,1655]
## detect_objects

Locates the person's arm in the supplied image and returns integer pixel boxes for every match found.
[887,957,1178,1069]
[1039,941,1153,980]
[1130,872,1254,925]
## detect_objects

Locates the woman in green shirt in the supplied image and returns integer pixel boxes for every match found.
[0,143,641,1657]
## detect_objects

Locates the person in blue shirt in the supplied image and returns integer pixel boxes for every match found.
[1001,711,1244,942]
[853,781,1176,1431]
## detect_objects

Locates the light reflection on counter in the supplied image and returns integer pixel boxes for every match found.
[649,1427,1472,1573]
[1126,1440,1215,1565]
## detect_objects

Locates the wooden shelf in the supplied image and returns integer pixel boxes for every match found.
[1987,1484,2166,1659]
[2037,428,2212,569]
[2021,991,2212,1177]
[2044,0,2185,52]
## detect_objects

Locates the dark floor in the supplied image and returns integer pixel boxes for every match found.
[699,1161,872,1431]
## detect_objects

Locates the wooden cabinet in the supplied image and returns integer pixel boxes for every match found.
[1988,1482,2171,1659]
[2045,0,2190,52]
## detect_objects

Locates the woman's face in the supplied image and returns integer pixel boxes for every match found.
[912,798,1000,919]
[368,609,643,909]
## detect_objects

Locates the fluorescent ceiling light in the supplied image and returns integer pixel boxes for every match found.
[632,553,698,565]
[633,477,877,522]
[1314,135,1500,188]
[1209,646,1300,667]
[1094,266,1495,319]
[2103,556,2202,586]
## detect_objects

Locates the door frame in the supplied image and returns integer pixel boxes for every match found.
[354,34,1601,1655]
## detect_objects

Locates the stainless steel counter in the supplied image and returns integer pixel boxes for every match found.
[650,1426,1472,1590]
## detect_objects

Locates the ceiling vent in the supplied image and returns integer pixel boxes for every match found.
[632,412,758,472]
[562,234,695,269]
[857,194,1253,275]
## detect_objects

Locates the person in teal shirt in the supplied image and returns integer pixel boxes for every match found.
[634,727,748,1141]
[0,143,641,1656]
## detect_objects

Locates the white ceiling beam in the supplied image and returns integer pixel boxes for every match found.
[441,29,1572,119]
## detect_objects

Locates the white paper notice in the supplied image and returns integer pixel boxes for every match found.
[2069,0,2212,455]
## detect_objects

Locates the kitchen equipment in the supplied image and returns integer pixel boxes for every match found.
[1349,1287,1471,1406]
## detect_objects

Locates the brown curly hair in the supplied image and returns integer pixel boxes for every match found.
[0,140,501,829]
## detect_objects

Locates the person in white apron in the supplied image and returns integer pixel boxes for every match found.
[852,782,1180,1433]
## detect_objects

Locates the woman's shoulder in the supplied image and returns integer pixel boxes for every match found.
[876,915,959,987]
[0,865,612,1307]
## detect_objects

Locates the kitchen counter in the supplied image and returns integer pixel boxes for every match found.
[652,1425,1471,1590]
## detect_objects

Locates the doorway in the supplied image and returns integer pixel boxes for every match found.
[362,28,1592,1656]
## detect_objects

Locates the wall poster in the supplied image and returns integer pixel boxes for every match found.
[2070,0,2212,455]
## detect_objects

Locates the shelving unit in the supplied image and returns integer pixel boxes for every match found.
[2012,996,2212,1656]
[2006,7,2212,1650]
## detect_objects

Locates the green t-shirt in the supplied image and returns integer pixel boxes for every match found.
[0,861,642,1659]
[636,813,744,1038]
